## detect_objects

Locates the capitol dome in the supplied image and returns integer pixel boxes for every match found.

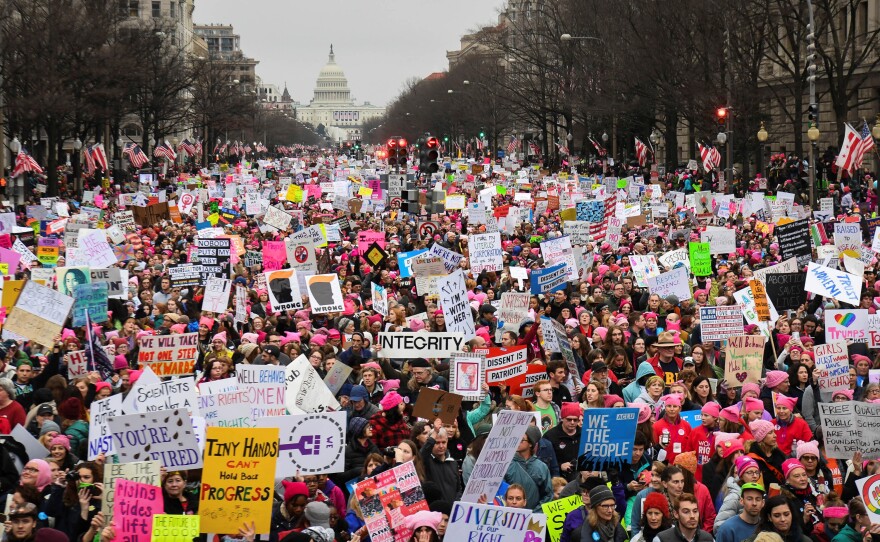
[312,44,352,104]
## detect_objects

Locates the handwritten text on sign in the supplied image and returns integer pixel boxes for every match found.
[137,332,199,376]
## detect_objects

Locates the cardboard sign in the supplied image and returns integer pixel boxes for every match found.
[108,408,202,469]
[199,427,279,534]
[412,388,463,425]
[446,503,533,542]
[724,335,765,387]
[377,332,466,358]
[137,333,199,376]
[580,408,638,468]
[824,309,869,344]
[471,232,504,274]
[355,462,428,542]
[688,242,712,276]
[255,412,347,477]
[323,362,353,395]
[749,279,770,322]
[820,401,880,459]
[102,461,161,522]
[764,272,808,311]
[804,262,862,306]
[4,280,74,347]
[461,410,534,503]
[152,515,200,542]
[305,274,345,313]
[285,354,341,414]
[114,479,164,542]
[698,305,745,341]
[497,293,530,328]
[814,342,850,401]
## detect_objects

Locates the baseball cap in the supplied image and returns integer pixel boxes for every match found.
[740,482,765,495]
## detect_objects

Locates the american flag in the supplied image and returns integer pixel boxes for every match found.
[475,140,483,151]
[179,139,197,157]
[589,197,617,243]
[556,143,570,156]
[91,143,109,171]
[12,148,43,177]
[837,121,874,174]
[507,136,519,154]
[634,137,649,167]
[123,143,149,168]
[698,143,721,171]
[589,137,607,157]
[529,141,542,156]
[82,146,96,173]
[243,144,252,154]
[194,139,203,157]
[153,140,177,161]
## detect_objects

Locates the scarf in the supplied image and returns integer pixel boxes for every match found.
[595,520,617,542]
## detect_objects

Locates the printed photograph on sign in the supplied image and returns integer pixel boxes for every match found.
[306,274,345,313]
[264,269,304,311]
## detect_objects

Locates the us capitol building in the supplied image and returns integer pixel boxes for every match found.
[296,45,385,143]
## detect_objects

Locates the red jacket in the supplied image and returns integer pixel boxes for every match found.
[653,416,692,464]
[688,424,716,481]
[773,416,813,456]
[695,481,717,533]
[646,353,684,384]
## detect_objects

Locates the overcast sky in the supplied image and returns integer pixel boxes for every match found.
[194,1,506,107]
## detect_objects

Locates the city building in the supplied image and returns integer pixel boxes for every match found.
[193,24,259,92]
[257,77,298,112]
[296,45,385,142]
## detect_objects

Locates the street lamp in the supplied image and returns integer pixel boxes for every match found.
[757,122,768,143]
[807,121,820,207]
[601,131,608,143]
[10,137,20,154]
[560,34,601,42]
[72,138,82,152]
[716,132,727,145]
[649,129,661,146]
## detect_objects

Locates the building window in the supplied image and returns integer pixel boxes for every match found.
[170,1,175,18]
[152,0,160,17]
[123,0,138,16]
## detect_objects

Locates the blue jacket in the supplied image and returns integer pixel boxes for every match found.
[623,362,658,403]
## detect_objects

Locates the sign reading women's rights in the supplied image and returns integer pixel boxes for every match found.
[461,410,535,503]
[814,341,850,401]
[819,401,880,459]
[199,427,279,534]
[137,332,199,376]
[107,408,202,469]
[445,502,533,542]
[723,335,765,387]
[580,408,638,469]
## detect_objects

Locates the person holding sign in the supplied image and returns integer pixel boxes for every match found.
[161,470,199,515]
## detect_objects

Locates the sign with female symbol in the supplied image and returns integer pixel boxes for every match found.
[256,411,346,477]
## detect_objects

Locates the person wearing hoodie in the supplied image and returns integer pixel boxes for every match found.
[504,426,553,512]
[341,417,379,485]
[623,361,658,404]
[715,456,762,532]
[303,474,346,516]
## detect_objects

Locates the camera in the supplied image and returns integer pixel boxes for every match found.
[65,471,80,483]
[383,446,396,457]
[78,483,102,497]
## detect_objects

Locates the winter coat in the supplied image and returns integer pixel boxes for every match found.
[623,362,661,403]
[714,477,742,533]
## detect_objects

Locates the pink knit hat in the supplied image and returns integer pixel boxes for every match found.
[741,382,761,398]
[241,333,259,344]
[744,397,765,414]
[49,435,70,451]
[212,332,227,343]
[380,391,404,411]
[749,419,775,442]
[719,405,741,424]
[832,389,854,400]
[764,370,789,389]
[782,458,805,479]
[735,455,759,478]
[775,394,797,411]
[795,439,820,460]
[701,401,721,417]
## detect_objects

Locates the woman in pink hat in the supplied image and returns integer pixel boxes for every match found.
[772,394,812,455]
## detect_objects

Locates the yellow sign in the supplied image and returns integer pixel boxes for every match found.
[198,427,279,534]
[0,263,9,275]
[2,280,24,309]
[152,515,199,542]
[358,185,373,198]
[286,185,303,202]
[206,213,220,226]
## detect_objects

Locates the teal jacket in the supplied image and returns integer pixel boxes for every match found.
[623,361,658,403]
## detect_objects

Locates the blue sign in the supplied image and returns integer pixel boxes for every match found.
[680,409,703,428]
[396,249,427,278]
[530,262,567,295]
[72,283,108,328]
[580,407,639,467]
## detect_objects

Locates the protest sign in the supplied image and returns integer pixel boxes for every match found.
[497,292,531,327]
[397,249,427,278]
[698,305,745,341]
[262,205,292,231]
[630,255,661,287]
[563,221,592,246]
[724,335,765,387]
[77,230,118,268]
[659,248,691,271]
[323,361,353,395]
[199,427,279,534]
[477,345,528,385]
[438,269,475,339]
[306,274,345,313]
[688,242,712,276]
[647,266,692,301]
[355,461,428,542]
[428,243,464,274]
[461,410,534,502]
[136,377,198,414]
[88,394,122,459]
[90,267,127,300]
[201,277,232,313]
[196,238,231,280]
[580,408,638,468]
[10,424,48,461]
[814,341,850,401]
[471,232,504,274]
[264,269,303,311]
[530,262,567,294]
[152,515,200,542]
[255,411,346,477]
[834,222,862,258]
[540,235,577,280]
[66,349,88,379]
[378,332,466,358]
[108,408,202,469]
[870,314,880,349]
[285,354,341,414]
[543,495,584,542]
[820,401,880,460]
[701,226,736,254]
[101,461,161,522]
[168,264,201,288]
[776,218,812,265]
[805,262,862,306]
[764,272,807,311]
[751,257,799,284]
[262,240,286,271]
[114,479,164,542]
[4,280,73,347]
[749,279,771,321]
[446,502,533,542]
[236,365,287,421]
[449,352,486,401]
[411,255,445,296]
[137,333,199,376]
[285,233,317,274]
[371,282,387,317]
[825,309,869,344]
[412,388,463,425]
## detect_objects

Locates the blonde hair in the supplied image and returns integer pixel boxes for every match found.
[753,533,784,542]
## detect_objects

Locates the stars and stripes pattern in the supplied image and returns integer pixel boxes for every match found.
[589,137,607,157]
[82,145,96,173]
[507,136,519,154]
[589,197,617,243]
[837,120,875,174]
[698,142,721,171]
[178,139,197,157]
[634,137,649,167]
[12,148,43,177]
[153,140,177,161]
[556,143,570,156]
[123,143,149,168]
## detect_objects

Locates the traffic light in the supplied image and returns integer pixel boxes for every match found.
[808,104,818,121]
[395,137,408,167]
[418,136,440,176]
[479,128,486,139]
[387,138,398,166]
[716,107,728,124]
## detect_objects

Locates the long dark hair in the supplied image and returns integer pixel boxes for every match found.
[757,495,798,535]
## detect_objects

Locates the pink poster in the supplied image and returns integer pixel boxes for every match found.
[113,479,163,542]
[357,231,385,254]
[263,241,286,271]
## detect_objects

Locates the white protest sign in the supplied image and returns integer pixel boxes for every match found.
[460,410,535,502]
[262,205,292,231]
[470,232,503,274]
[107,408,202,469]
[658,248,691,271]
[698,305,745,341]
[236,365,287,421]
[701,226,736,255]
[438,269,475,339]
[201,277,232,313]
[540,235,577,281]
[256,411,347,477]
[646,266,692,301]
[371,282,387,317]
[445,503,532,542]
[629,255,660,288]
[305,274,344,314]
[66,350,89,379]
[820,401,880,460]
[121,365,162,414]
[285,354,341,414]
[264,269,303,311]
[428,244,464,274]
[377,332,466,358]
[804,262,862,306]
[814,341,850,401]
[88,394,123,459]
[834,222,862,258]
[136,377,199,415]
[733,285,779,338]
[751,257,799,284]
[497,292,531,327]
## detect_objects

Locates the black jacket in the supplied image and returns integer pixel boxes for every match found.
[655,526,714,542]
[420,436,461,503]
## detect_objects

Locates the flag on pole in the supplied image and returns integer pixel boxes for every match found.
[153,140,177,161]
[528,141,541,156]
[12,148,43,177]
[634,137,649,167]
[82,145,96,173]
[836,123,865,175]
[179,139,197,157]
[91,143,109,171]
[123,143,149,168]
[852,121,875,171]
[589,137,607,157]
[698,143,721,171]
[507,136,519,154]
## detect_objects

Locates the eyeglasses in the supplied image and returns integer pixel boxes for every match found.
[596,503,616,510]
[22,466,39,473]
[564,418,580,423]
[800,455,818,462]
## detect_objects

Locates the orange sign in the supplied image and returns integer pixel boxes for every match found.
[749,279,771,322]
